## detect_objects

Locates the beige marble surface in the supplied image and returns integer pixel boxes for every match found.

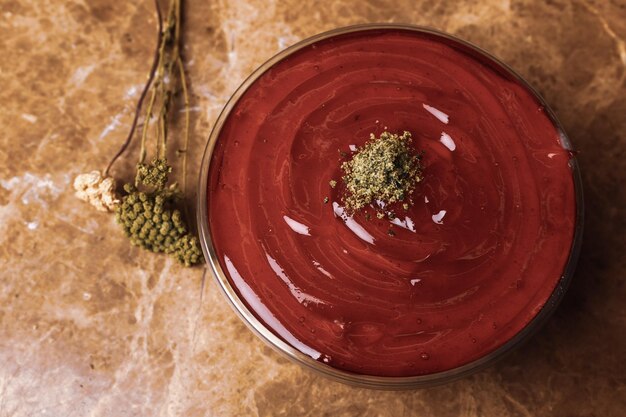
[1,0,625,416]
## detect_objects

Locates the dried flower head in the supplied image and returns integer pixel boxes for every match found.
[116,158,203,266]
[136,158,172,189]
[73,171,119,212]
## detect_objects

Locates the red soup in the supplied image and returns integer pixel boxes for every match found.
[207,28,578,377]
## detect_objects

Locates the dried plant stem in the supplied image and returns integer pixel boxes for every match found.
[177,56,190,194]
[104,0,163,178]
[140,25,167,166]
[131,0,183,190]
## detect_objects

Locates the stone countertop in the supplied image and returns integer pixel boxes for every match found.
[1,0,625,416]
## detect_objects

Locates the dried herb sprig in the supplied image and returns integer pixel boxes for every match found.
[74,0,202,266]
[116,158,201,266]
[341,131,423,216]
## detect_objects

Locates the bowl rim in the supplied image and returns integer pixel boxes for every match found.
[196,23,584,389]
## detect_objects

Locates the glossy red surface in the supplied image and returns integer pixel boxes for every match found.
[207,29,576,376]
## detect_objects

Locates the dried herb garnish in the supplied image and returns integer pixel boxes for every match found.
[74,0,202,266]
[341,131,423,216]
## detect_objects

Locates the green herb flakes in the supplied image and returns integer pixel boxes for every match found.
[340,131,423,215]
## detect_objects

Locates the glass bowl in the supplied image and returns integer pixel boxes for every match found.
[196,24,583,389]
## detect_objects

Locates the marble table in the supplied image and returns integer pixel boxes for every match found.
[1,0,625,416]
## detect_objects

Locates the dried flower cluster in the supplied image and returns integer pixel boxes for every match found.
[73,0,203,267]
[73,171,119,212]
[116,158,202,266]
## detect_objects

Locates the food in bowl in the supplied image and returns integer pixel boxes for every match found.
[200,26,581,385]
